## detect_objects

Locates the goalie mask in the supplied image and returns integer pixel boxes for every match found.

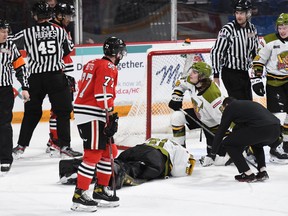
[31,1,52,20]
[103,36,127,65]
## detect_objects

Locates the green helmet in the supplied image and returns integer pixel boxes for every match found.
[276,13,288,26]
[190,62,212,79]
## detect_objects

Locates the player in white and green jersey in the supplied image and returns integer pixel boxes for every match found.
[252,13,288,162]
[168,62,229,165]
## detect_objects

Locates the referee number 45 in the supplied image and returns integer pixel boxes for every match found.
[38,41,56,55]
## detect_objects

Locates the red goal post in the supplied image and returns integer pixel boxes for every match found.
[115,47,211,149]
[146,48,211,138]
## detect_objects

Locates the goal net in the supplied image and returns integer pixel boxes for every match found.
[115,47,211,149]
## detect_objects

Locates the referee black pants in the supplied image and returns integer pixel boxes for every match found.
[0,86,14,164]
[221,67,252,100]
[18,72,72,148]
[222,125,280,173]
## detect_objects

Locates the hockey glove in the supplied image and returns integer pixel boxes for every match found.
[65,75,76,93]
[251,77,265,96]
[104,113,119,138]
[186,155,196,175]
[168,93,183,111]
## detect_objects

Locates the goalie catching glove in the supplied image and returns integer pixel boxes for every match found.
[104,112,119,138]
[251,77,265,96]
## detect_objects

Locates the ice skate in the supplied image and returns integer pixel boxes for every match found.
[1,163,11,172]
[12,145,26,159]
[93,185,119,207]
[269,147,288,164]
[46,142,60,158]
[71,188,98,212]
[60,146,82,158]
[235,173,257,183]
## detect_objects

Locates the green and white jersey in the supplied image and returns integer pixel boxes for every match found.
[254,33,288,86]
[173,77,226,128]
[144,138,191,177]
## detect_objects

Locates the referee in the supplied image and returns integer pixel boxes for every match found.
[210,0,259,100]
[11,1,81,158]
[0,20,29,172]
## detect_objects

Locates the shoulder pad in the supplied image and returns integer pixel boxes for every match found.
[263,33,278,44]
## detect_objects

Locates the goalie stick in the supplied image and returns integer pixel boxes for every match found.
[103,85,117,197]
[180,109,258,169]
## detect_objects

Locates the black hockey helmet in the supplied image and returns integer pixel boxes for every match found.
[31,1,52,19]
[103,36,127,59]
[233,0,252,12]
[54,3,75,16]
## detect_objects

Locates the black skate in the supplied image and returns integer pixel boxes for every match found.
[71,188,98,212]
[256,171,269,182]
[235,173,257,183]
[60,146,82,158]
[1,163,11,172]
[93,185,119,207]
[283,141,288,154]
[12,145,26,159]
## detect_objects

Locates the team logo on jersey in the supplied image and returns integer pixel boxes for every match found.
[175,80,181,87]
[0,48,11,55]
[277,51,288,70]
[108,62,115,69]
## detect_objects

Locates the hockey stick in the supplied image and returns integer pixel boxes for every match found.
[103,85,117,197]
[180,109,258,169]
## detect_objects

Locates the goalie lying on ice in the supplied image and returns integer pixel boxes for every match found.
[59,138,196,188]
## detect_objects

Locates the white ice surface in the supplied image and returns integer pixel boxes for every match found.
[0,122,288,216]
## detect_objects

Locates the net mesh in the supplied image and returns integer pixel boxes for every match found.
[115,48,211,148]
[115,47,267,148]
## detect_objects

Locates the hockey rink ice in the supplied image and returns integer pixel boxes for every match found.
[0,122,288,216]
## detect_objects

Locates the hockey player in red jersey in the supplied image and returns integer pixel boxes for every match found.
[46,2,82,157]
[70,36,127,212]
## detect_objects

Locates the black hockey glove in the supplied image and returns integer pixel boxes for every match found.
[168,93,183,111]
[65,75,76,93]
[168,100,182,111]
[104,113,119,138]
[251,77,265,96]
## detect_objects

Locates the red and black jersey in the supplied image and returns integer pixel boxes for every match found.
[73,57,118,125]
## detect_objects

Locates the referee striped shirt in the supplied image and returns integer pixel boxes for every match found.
[210,20,258,78]
[0,39,29,89]
[11,22,74,74]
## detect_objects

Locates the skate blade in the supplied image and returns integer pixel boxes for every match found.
[0,172,8,177]
[71,203,97,212]
[49,151,61,158]
[94,200,119,208]
[269,157,288,164]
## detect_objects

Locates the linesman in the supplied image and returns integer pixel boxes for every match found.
[210,0,259,100]
[11,1,81,158]
[0,20,29,173]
